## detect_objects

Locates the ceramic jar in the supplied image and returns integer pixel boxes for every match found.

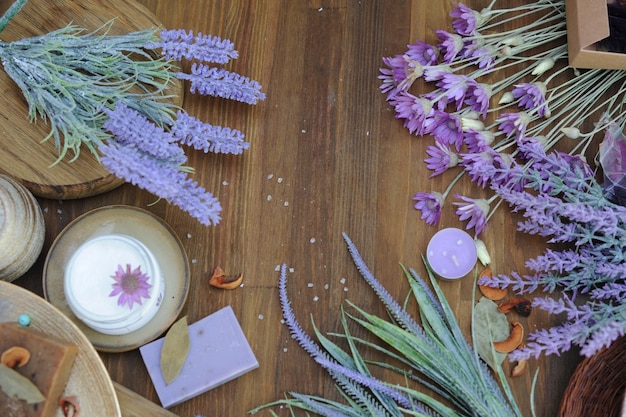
[64,234,165,335]
[0,174,45,282]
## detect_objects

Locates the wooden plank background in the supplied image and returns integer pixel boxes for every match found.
[11,0,582,416]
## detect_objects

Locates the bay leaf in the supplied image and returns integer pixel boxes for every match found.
[160,315,190,385]
[473,297,509,370]
[0,363,45,404]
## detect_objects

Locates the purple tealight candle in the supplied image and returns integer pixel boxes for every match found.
[426,228,477,279]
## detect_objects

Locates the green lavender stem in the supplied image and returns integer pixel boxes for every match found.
[0,23,178,162]
[0,0,27,35]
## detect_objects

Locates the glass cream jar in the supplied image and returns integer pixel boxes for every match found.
[64,234,164,335]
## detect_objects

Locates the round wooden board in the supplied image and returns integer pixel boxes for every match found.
[0,0,183,199]
[0,280,122,417]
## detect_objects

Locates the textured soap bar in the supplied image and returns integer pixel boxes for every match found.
[140,306,259,408]
[0,322,78,417]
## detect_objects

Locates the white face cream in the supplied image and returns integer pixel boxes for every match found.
[64,234,164,335]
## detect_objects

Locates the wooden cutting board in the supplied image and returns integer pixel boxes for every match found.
[0,0,183,199]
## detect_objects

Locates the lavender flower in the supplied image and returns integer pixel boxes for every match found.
[99,140,222,226]
[176,63,265,104]
[170,111,249,155]
[412,192,444,226]
[103,103,186,163]
[150,29,238,64]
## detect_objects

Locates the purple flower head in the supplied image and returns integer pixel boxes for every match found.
[412,191,444,225]
[460,150,497,188]
[103,103,186,164]
[453,194,490,235]
[512,82,547,117]
[423,65,452,82]
[176,63,265,104]
[463,129,494,152]
[556,152,595,180]
[109,264,152,309]
[170,111,249,155]
[450,3,483,35]
[466,44,496,70]
[497,111,531,138]
[149,29,238,64]
[406,40,438,66]
[436,73,477,111]
[380,54,423,92]
[424,141,458,177]
[99,141,222,226]
[389,91,434,136]
[435,30,465,63]
[580,321,625,357]
[428,111,463,150]
[465,83,492,116]
[378,65,398,97]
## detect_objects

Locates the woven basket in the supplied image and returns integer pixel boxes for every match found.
[558,335,626,417]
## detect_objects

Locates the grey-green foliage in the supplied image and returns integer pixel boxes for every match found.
[251,234,536,416]
[0,17,177,162]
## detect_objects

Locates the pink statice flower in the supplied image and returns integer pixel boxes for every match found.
[453,194,490,235]
[109,264,152,309]
[412,192,444,225]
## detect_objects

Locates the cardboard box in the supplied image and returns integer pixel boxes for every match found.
[566,0,626,69]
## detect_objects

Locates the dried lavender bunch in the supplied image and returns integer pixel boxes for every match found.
[0,1,264,226]
[478,136,626,359]
[252,233,532,417]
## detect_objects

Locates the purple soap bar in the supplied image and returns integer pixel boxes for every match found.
[139,305,259,408]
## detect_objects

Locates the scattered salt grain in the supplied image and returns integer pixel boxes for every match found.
[283,201,289,206]
[267,174,274,180]
[309,237,316,244]
[289,267,295,273]
[258,314,264,320]
[324,284,329,290]
[343,287,349,292]
[307,283,314,288]
[222,180,229,186]
[283,348,288,352]
[313,296,319,302]
[186,233,192,239]
[191,259,197,264]
[340,277,346,284]
[274,265,281,271]
[266,195,273,201]
[277,177,284,183]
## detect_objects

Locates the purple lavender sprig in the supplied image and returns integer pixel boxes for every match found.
[149,29,238,64]
[478,139,626,359]
[175,63,265,104]
[170,111,249,155]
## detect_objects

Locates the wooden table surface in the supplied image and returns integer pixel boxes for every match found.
[13,0,582,416]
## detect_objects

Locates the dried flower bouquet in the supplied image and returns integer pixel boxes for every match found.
[0,0,264,226]
[379,0,626,360]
